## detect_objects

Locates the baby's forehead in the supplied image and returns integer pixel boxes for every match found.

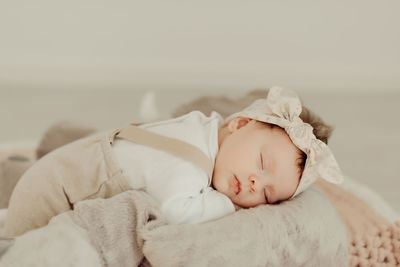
[258,126,303,166]
[254,122,293,143]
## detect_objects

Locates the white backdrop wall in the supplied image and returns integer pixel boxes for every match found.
[0,0,399,92]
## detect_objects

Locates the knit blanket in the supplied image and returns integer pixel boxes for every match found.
[316,179,400,266]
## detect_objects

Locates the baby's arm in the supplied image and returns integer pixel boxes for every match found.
[145,164,235,224]
[161,187,235,224]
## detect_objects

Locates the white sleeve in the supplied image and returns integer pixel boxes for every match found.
[161,187,235,224]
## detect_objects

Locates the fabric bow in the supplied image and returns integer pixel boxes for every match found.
[224,86,343,198]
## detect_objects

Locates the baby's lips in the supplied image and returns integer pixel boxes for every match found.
[233,175,241,195]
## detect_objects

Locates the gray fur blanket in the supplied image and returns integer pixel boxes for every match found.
[0,185,347,266]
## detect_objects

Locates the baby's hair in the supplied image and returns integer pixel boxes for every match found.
[299,106,334,145]
[296,149,307,175]
[298,106,334,173]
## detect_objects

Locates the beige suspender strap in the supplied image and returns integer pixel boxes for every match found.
[111,124,214,183]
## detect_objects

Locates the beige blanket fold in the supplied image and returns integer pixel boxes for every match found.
[316,179,400,266]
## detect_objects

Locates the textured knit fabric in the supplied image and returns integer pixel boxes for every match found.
[316,179,400,266]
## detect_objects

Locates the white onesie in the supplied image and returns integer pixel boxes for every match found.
[111,111,235,224]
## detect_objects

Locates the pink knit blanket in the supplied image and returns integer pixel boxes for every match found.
[316,179,400,266]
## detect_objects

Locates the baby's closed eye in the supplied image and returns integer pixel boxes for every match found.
[260,152,264,170]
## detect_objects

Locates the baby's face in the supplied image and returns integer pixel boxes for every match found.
[212,118,302,208]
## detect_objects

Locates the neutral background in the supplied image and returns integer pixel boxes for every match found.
[0,1,399,92]
[1,1,399,213]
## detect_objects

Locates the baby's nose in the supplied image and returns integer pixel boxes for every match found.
[248,175,258,193]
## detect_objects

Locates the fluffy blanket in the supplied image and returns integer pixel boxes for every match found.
[0,185,347,267]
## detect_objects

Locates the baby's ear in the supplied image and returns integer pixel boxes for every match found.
[227,117,252,132]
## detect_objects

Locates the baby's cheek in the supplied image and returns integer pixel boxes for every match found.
[212,172,226,192]
[220,175,230,193]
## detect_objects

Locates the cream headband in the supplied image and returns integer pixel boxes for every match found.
[225,86,344,198]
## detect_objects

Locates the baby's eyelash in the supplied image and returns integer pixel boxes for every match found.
[260,153,264,170]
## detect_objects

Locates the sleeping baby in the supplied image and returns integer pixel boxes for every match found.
[3,86,343,237]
